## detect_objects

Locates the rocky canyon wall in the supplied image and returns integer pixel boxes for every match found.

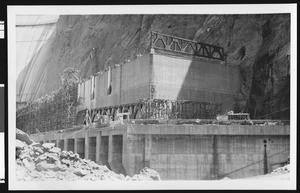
[17,14,290,119]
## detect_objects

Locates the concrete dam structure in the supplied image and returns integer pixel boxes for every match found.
[17,31,290,180]
[29,123,290,180]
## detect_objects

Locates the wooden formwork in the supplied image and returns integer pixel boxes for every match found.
[78,98,221,122]
[16,84,78,134]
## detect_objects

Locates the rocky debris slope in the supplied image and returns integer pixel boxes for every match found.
[221,163,290,180]
[271,164,290,175]
[244,164,291,180]
[16,130,160,181]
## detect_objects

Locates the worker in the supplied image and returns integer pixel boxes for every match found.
[93,111,101,122]
[93,111,101,127]
[83,109,91,126]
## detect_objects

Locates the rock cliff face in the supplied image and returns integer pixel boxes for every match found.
[17,14,290,119]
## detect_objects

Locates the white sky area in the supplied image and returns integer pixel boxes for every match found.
[16,15,59,77]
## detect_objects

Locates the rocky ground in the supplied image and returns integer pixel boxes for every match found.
[221,164,290,181]
[242,164,290,180]
[15,129,160,181]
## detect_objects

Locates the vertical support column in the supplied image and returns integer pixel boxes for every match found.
[85,130,89,160]
[64,138,68,151]
[145,102,148,119]
[144,134,152,168]
[263,140,268,174]
[211,135,219,179]
[149,50,155,102]
[96,132,101,164]
[74,138,78,154]
[108,134,113,170]
[179,102,182,119]
[122,133,129,175]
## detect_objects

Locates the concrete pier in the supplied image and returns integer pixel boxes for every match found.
[30,124,290,180]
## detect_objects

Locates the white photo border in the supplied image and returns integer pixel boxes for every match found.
[7,4,297,190]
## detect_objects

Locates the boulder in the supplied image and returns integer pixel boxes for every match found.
[29,142,42,147]
[73,169,88,176]
[49,147,61,154]
[16,139,26,149]
[61,158,71,166]
[19,150,31,160]
[74,153,80,160]
[29,151,35,157]
[35,154,47,164]
[138,167,161,181]
[16,160,23,166]
[45,152,60,163]
[42,143,55,150]
[36,161,66,172]
[60,150,69,158]
[16,128,34,145]
[34,147,44,154]
[22,159,34,170]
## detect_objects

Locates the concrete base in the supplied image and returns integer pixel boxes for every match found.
[30,124,290,180]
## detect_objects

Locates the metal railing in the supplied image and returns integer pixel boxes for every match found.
[151,31,225,61]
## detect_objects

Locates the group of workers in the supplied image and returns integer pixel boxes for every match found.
[83,109,127,127]
[83,109,105,127]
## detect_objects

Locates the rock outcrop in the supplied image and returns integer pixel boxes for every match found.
[17,14,290,119]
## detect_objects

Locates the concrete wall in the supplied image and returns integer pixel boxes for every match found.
[31,124,290,180]
[77,54,151,111]
[149,134,289,180]
[124,134,145,176]
[109,135,126,175]
[124,124,289,180]
[151,53,240,112]
[76,51,240,114]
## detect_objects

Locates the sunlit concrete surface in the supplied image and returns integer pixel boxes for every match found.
[30,124,290,180]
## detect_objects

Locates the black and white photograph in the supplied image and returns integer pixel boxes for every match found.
[7,5,296,190]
